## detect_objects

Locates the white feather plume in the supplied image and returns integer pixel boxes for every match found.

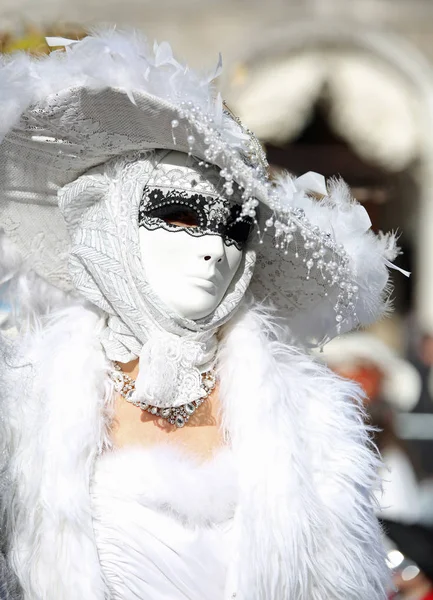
[219,300,389,599]
[0,29,241,147]
[0,305,111,599]
[274,173,399,342]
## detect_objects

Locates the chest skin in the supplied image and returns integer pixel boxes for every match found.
[110,359,227,462]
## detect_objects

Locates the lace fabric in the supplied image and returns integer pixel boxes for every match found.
[58,151,256,407]
[139,185,253,251]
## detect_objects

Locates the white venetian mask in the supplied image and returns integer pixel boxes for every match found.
[138,153,254,320]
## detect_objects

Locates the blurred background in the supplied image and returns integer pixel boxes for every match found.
[1,0,433,597]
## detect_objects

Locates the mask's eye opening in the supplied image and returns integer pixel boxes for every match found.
[147,204,201,228]
[226,204,257,245]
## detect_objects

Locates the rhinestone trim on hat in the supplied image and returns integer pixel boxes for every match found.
[170,101,359,333]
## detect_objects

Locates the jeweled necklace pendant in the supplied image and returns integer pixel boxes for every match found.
[109,362,216,428]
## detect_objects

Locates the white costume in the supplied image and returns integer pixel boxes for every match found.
[0,31,402,599]
[91,447,235,600]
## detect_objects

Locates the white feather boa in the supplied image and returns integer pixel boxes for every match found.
[0,301,389,599]
[0,305,111,599]
[219,303,388,599]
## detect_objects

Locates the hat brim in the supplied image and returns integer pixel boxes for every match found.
[0,86,350,335]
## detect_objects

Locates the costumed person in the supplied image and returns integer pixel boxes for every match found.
[318,332,422,524]
[0,31,402,600]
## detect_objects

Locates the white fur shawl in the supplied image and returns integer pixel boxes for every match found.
[0,301,389,599]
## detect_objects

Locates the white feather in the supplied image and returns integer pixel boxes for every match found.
[219,300,389,599]
[275,173,399,341]
[0,304,111,599]
[93,445,237,527]
[0,30,242,148]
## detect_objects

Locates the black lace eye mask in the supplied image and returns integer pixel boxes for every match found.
[138,187,255,250]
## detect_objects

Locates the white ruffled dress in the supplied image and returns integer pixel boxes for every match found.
[91,446,237,600]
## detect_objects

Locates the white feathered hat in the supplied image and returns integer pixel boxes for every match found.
[0,30,400,344]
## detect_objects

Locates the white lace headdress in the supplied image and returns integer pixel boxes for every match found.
[58,150,255,407]
[0,30,400,352]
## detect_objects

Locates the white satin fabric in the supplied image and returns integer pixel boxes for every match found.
[91,446,237,600]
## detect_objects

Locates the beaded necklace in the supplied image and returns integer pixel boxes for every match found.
[110,363,217,428]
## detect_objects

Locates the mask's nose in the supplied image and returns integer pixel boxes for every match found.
[201,234,225,264]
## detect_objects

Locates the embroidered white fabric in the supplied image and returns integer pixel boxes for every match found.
[58,151,256,407]
[91,446,237,600]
